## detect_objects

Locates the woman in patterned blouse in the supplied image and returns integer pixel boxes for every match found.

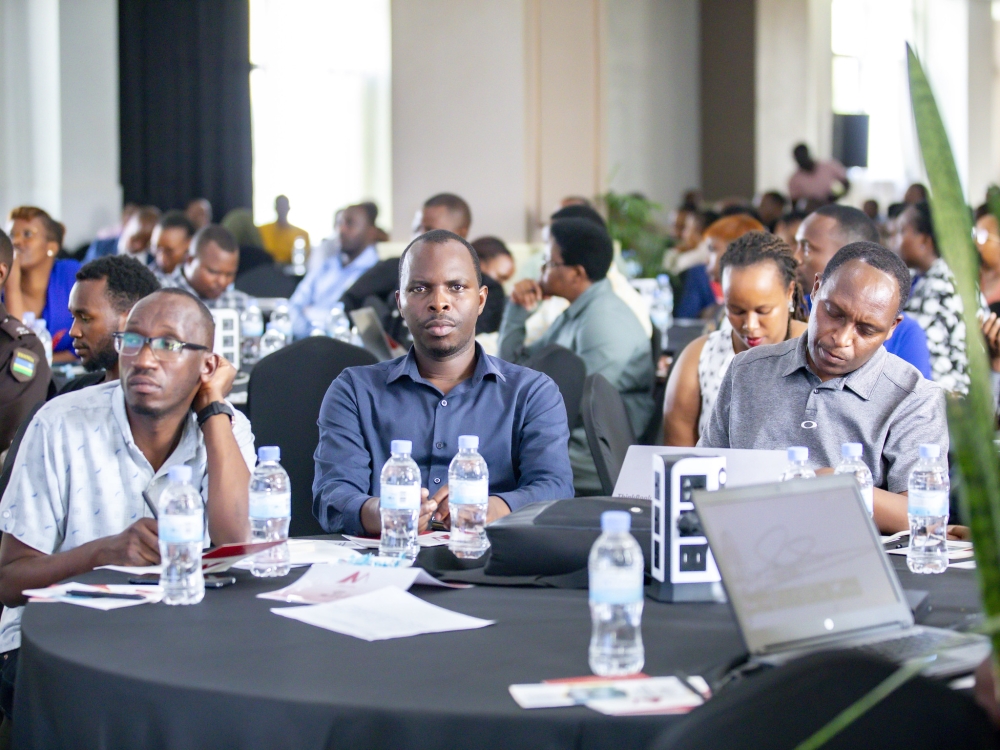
[891,201,970,394]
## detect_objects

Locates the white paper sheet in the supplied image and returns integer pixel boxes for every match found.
[509,675,709,715]
[343,531,450,548]
[96,564,163,576]
[270,585,493,640]
[258,561,468,603]
[24,582,162,610]
[233,539,362,570]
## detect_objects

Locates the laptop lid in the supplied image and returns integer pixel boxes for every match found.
[348,307,394,362]
[692,475,912,655]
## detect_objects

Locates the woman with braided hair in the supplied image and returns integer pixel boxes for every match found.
[663,231,807,446]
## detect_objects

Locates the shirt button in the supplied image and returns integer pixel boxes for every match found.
[435,441,445,449]
[433,477,441,484]
[1,511,8,519]
[440,399,448,407]
[813,389,820,394]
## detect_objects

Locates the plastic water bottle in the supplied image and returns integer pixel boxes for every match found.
[291,236,308,275]
[907,444,950,574]
[326,303,353,343]
[21,312,52,365]
[835,442,874,516]
[780,446,816,481]
[258,322,287,359]
[240,300,264,364]
[379,440,421,563]
[249,445,291,577]
[448,435,490,559]
[158,465,205,605]
[269,303,293,339]
[650,274,673,350]
[589,510,645,676]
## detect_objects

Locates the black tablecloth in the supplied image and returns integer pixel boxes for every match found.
[14,552,984,750]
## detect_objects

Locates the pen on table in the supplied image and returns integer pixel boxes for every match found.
[63,590,147,601]
[674,670,707,702]
[142,490,158,520]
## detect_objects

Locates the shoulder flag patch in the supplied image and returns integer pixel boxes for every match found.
[11,348,37,382]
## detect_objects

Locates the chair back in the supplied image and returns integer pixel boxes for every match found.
[248,337,378,536]
[235,264,302,298]
[581,373,636,495]
[523,344,587,429]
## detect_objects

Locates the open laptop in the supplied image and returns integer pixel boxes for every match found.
[692,474,989,678]
[349,306,405,362]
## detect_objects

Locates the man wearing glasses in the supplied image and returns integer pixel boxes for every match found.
[0,288,255,721]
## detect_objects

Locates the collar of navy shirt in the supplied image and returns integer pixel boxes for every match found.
[386,341,507,393]
[780,333,888,401]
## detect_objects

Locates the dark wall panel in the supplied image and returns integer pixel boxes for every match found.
[700,0,755,200]
[119,0,252,216]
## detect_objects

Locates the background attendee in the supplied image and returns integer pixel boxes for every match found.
[413,193,472,238]
[787,143,848,204]
[0,228,49,453]
[754,190,787,232]
[499,217,653,494]
[774,209,807,252]
[185,198,213,231]
[663,232,807,447]
[289,203,380,339]
[170,226,249,310]
[313,229,573,535]
[150,211,196,283]
[795,204,932,378]
[904,183,929,205]
[84,206,160,265]
[891,201,971,394]
[4,206,80,362]
[863,198,880,222]
[63,256,161,393]
[220,208,272,276]
[258,195,310,264]
[974,204,1000,308]
[470,236,513,335]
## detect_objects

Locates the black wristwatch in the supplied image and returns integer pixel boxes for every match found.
[196,401,234,427]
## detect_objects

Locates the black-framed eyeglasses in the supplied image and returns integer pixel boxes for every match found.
[113,332,209,361]
[541,259,567,272]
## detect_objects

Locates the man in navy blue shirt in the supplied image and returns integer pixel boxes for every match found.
[313,229,574,536]
[794,204,932,378]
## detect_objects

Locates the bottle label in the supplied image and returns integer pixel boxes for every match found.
[249,491,291,519]
[589,569,644,604]
[159,513,204,543]
[449,479,488,506]
[908,489,948,516]
[381,484,421,510]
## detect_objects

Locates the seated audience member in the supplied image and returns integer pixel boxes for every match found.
[4,206,80,362]
[675,214,765,319]
[787,143,849,205]
[289,203,380,339]
[983,310,1000,414]
[904,183,929,205]
[891,201,972,394]
[795,204,932,379]
[700,242,947,533]
[0,229,50,453]
[0,289,255,716]
[499,218,653,494]
[774,209,807,251]
[185,198,213,231]
[663,209,710,277]
[150,211,196,284]
[863,198,880,222]
[83,205,160,265]
[663,232,807,447]
[63,256,161,393]
[974,204,1000,306]
[754,190,787,232]
[258,195,310,264]
[470,236,514,334]
[220,208,274,276]
[313,230,573,535]
[167,225,250,311]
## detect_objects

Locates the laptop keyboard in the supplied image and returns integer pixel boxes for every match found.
[853,631,970,663]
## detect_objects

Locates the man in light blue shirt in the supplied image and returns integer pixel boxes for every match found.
[289,204,380,338]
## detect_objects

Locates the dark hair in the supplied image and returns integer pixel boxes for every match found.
[812,204,880,244]
[471,236,512,262]
[886,202,907,220]
[907,201,938,253]
[0,228,12,269]
[424,193,471,231]
[793,143,815,171]
[8,206,66,247]
[719,204,762,222]
[820,241,911,312]
[761,191,788,206]
[357,201,379,226]
[777,209,809,226]
[550,204,607,230]
[158,210,196,238]
[719,232,807,322]
[146,287,216,346]
[192,224,239,256]
[975,204,991,221]
[399,229,482,287]
[76,255,161,314]
[549,218,613,282]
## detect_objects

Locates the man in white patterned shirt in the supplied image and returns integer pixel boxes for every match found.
[165,225,251,311]
[0,289,255,721]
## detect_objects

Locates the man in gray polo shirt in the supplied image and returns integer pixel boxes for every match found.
[700,241,947,533]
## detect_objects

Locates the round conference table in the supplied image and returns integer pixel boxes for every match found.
[14,548,983,750]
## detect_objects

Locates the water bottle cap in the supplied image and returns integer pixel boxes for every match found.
[265,322,279,331]
[842,442,862,458]
[35,318,47,330]
[787,446,809,462]
[22,311,35,325]
[656,274,670,285]
[601,510,631,533]
[458,435,479,451]
[919,444,941,459]
[391,440,412,455]
[168,465,192,483]
[258,445,280,463]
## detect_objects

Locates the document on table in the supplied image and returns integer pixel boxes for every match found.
[509,675,710,715]
[233,539,362,570]
[885,541,973,561]
[23,583,162,610]
[344,531,451,548]
[271,585,494,640]
[258,561,468,603]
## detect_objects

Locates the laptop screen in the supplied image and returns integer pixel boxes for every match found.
[693,475,910,655]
